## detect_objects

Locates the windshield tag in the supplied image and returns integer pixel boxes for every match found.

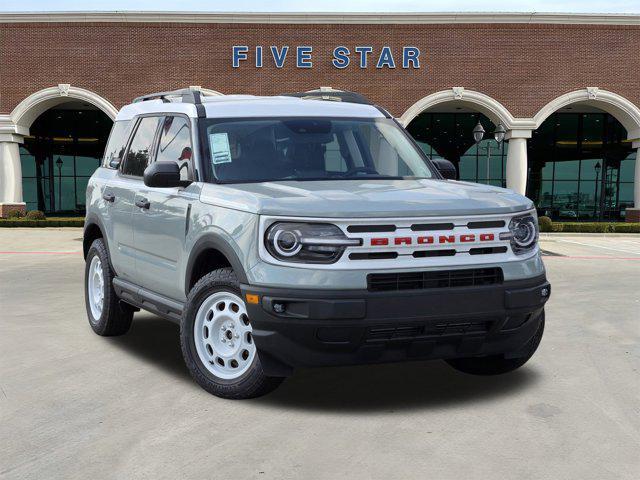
[209,133,232,165]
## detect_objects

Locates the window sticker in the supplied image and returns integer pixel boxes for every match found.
[209,133,232,165]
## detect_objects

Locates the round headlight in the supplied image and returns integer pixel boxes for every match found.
[508,214,538,253]
[272,229,302,257]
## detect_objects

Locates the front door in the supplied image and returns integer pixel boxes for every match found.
[132,115,196,301]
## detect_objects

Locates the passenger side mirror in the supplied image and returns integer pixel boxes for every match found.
[108,157,121,169]
[143,161,190,188]
[431,158,457,180]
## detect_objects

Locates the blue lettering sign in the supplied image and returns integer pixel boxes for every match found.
[232,45,248,68]
[255,46,263,68]
[297,46,313,68]
[332,46,350,69]
[376,46,396,69]
[270,46,289,68]
[354,46,373,68]
[402,46,420,68]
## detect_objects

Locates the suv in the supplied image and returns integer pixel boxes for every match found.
[84,88,550,399]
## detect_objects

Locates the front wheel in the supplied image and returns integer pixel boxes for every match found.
[180,268,284,399]
[446,312,545,375]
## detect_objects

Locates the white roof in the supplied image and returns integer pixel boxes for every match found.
[116,95,385,121]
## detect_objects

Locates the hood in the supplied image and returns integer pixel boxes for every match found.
[199,179,534,218]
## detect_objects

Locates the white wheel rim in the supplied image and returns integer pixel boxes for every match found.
[194,291,256,380]
[88,256,105,320]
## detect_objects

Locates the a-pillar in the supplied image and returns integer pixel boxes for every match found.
[505,129,532,196]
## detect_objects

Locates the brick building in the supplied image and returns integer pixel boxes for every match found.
[0,11,639,221]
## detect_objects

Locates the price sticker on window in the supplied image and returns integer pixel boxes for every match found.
[209,133,232,165]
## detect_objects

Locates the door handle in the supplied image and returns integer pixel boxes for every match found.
[135,197,150,209]
[103,192,115,203]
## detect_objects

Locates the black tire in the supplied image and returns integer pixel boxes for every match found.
[446,312,545,375]
[180,268,284,399]
[84,238,133,336]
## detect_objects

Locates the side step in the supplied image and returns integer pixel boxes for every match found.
[112,278,184,324]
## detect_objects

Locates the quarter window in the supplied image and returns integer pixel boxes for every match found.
[156,116,193,181]
[122,117,160,177]
[103,120,132,168]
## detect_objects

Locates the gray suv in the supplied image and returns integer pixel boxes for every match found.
[84,88,550,399]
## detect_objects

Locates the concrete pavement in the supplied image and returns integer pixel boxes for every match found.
[0,228,639,479]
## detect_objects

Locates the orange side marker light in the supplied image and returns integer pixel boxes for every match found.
[245,293,260,305]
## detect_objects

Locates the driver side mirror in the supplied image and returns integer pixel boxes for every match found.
[143,161,191,188]
[431,158,457,180]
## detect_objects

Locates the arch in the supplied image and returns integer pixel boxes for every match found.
[533,88,640,140]
[10,85,118,128]
[399,88,516,128]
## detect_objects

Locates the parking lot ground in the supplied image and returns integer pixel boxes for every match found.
[1,228,639,480]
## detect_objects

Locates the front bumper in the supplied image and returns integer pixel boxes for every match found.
[240,274,550,376]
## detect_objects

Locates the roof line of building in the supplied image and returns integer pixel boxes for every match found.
[1,11,640,25]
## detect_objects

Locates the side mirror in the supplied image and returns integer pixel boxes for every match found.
[143,161,190,188]
[108,157,121,169]
[431,158,457,180]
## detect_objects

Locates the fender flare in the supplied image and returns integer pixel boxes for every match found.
[185,233,249,296]
[83,213,110,260]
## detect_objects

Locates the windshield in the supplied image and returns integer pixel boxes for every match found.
[202,117,435,183]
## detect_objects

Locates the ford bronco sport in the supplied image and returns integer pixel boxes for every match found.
[84,87,550,399]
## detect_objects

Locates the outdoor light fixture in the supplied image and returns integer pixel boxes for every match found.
[472,121,485,143]
[494,123,506,143]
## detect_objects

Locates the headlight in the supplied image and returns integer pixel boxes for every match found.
[265,222,361,263]
[505,213,539,254]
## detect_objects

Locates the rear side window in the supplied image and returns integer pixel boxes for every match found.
[122,117,160,177]
[103,120,132,168]
[156,116,192,181]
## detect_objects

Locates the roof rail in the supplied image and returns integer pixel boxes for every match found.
[132,86,211,104]
[282,87,374,105]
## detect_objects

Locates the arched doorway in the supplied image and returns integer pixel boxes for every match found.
[402,90,515,187]
[8,85,117,215]
[529,90,640,222]
[20,102,113,213]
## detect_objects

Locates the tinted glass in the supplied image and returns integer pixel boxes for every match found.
[103,120,132,168]
[123,117,159,177]
[204,118,433,183]
[156,116,192,181]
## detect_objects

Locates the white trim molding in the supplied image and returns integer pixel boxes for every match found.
[2,11,640,25]
[533,88,640,140]
[10,85,118,129]
[399,88,517,129]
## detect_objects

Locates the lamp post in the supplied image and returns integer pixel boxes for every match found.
[594,161,601,220]
[55,157,63,212]
[473,121,506,185]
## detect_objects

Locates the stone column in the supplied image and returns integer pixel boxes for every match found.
[0,134,26,218]
[505,129,532,196]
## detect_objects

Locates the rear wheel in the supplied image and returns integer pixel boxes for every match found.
[84,238,133,336]
[446,312,545,375]
[181,268,284,399]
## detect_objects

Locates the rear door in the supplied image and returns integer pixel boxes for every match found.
[109,116,161,281]
[132,115,197,300]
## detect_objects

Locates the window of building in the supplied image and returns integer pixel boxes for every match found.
[156,116,192,181]
[122,117,160,177]
[19,105,113,214]
[407,112,508,187]
[526,112,634,222]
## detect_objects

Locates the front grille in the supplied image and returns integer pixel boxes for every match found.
[367,267,503,292]
[364,320,493,342]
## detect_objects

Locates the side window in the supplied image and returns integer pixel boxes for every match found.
[156,116,193,181]
[122,117,160,177]
[103,120,132,168]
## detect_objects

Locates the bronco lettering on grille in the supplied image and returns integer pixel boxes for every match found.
[370,233,496,246]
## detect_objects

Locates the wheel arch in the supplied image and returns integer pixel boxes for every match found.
[83,214,108,260]
[185,234,249,296]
